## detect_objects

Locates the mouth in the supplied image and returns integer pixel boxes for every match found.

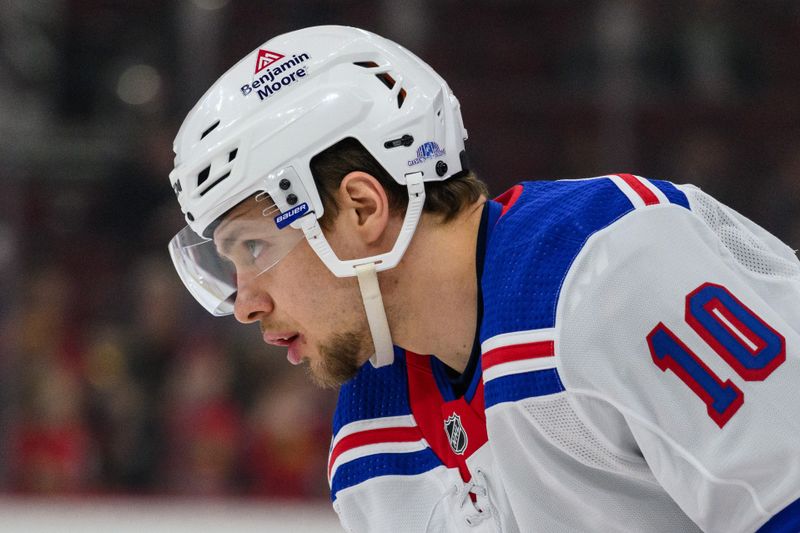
[262,331,303,365]
[262,332,299,346]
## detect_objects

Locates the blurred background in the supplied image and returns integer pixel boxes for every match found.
[0,0,798,529]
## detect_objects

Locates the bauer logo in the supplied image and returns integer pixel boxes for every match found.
[255,49,285,74]
[407,141,446,166]
[444,413,468,455]
[241,51,311,102]
[274,202,309,229]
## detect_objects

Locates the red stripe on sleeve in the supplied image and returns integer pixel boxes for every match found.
[482,341,555,370]
[328,425,422,477]
[616,174,660,206]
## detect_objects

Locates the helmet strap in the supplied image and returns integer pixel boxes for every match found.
[355,262,394,367]
[299,172,426,367]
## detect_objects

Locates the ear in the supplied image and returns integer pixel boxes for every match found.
[335,171,391,246]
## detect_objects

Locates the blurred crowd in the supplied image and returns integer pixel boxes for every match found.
[0,1,798,500]
[0,155,334,498]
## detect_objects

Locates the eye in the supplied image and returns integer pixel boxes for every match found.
[245,239,264,260]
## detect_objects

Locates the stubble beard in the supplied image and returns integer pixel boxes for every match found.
[307,329,371,389]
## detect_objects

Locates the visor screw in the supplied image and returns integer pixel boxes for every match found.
[187,212,195,221]
[436,161,448,177]
[286,193,298,205]
[279,178,291,190]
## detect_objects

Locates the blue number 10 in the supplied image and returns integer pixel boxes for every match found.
[647,283,785,428]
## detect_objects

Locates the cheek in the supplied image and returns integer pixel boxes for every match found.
[275,248,363,319]
[322,220,369,262]
[309,275,366,332]
[267,237,371,343]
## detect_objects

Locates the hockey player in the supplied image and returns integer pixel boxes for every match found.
[167,26,800,532]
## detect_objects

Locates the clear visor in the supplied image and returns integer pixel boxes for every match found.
[168,196,306,316]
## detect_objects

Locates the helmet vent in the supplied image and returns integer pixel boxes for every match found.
[199,170,231,197]
[197,165,211,186]
[228,148,238,162]
[201,120,220,140]
[353,61,406,109]
[375,72,395,90]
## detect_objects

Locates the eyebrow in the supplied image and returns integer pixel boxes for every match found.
[217,232,241,258]
[213,210,249,257]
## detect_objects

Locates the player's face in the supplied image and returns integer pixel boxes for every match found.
[220,198,373,388]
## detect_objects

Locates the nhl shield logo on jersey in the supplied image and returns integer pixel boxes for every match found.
[444,413,468,455]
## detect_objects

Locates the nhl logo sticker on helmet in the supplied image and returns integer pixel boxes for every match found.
[444,413,468,455]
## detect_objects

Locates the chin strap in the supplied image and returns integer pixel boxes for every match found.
[355,262,394,367]
[299,172,426,369]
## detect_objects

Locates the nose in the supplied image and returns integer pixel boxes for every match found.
[233,276,274,324]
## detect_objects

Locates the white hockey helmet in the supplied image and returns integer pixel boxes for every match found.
[168,25,468,366]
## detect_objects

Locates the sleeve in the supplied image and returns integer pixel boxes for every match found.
[556,186,800,532]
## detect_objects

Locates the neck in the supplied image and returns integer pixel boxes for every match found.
[382,199,486,373]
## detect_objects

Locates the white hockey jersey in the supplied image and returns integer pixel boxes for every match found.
[328,175,800,532]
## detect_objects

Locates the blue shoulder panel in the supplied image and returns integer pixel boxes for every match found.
[650,179,690,209]
[481,178,634,341]
[332,346,411,435]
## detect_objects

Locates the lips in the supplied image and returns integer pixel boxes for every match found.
[262,331,302,365]
[262,332,298,346]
